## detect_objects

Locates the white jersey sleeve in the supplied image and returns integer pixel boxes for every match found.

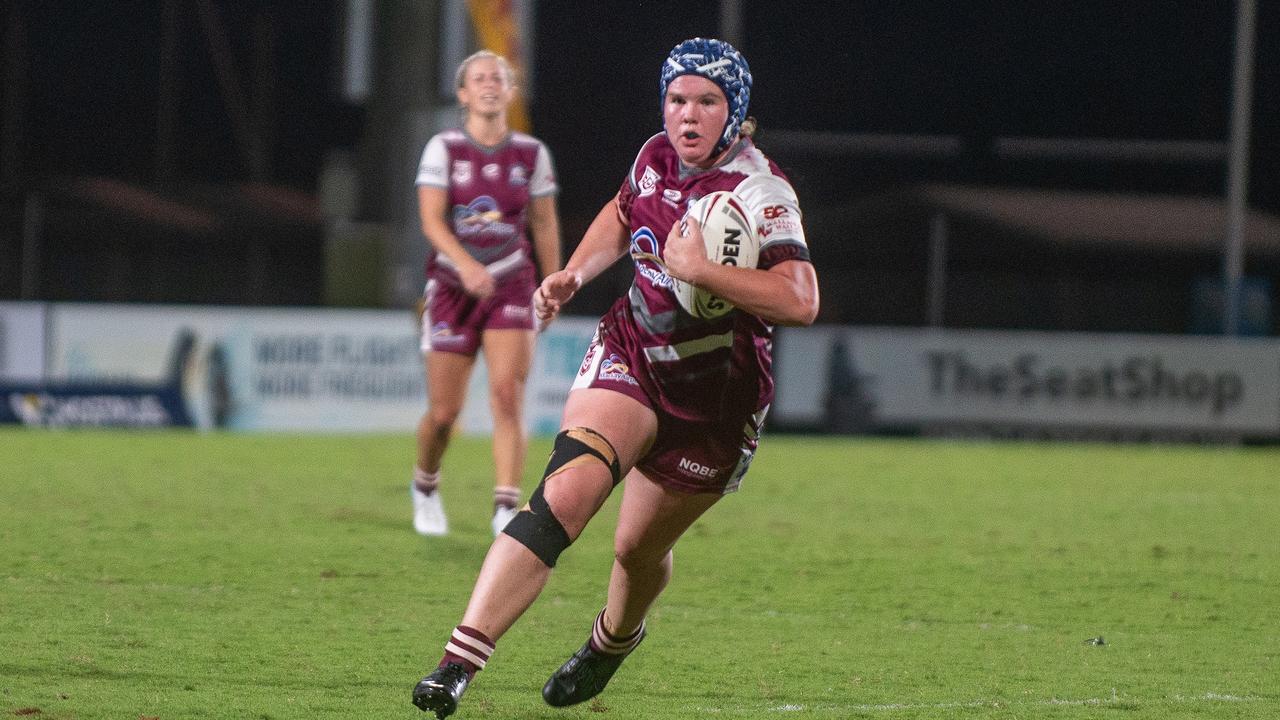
[733,173,807,252]
[415,134,448,188]
[529,142,559,197]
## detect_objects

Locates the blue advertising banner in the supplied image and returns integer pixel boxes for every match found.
[1,324,197,427]
[1,384,193,428]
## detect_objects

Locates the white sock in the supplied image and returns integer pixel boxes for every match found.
[413,466,440,494]
[494,485,521,511]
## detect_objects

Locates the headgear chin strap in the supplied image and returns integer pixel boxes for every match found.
[660,37,753,156]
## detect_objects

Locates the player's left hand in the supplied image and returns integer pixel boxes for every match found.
[533,269,582,330]
[664,216,708,284]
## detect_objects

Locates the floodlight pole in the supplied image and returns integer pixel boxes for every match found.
[720,0,743,47]
[927,212,949,327]
[156,0,179,181]
[1,6,27,186]
[1223,0,1256,336]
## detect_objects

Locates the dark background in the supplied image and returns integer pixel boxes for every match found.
[13,3,1279,197]
[533,3,1276,209]
[3,1,1278,330]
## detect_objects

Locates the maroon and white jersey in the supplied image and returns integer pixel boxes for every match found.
[416,128,558,285]
[607,132,811,423]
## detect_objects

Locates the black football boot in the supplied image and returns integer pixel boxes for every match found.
[542,631,645,707]
[412,662,470,718]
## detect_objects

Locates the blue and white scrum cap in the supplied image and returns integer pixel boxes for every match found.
[660,37,752,155]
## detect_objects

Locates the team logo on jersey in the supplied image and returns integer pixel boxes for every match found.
[638,166,661,197]
[508,164,528,186]
[598,354,638,386]
[577,334,601,377]
[451,160,473,185]
[453,196,515,239]
[482,163,501,181]
[628,226,673,289]
[581,340,599,376]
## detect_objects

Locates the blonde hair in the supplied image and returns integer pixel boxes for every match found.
[454,50,516,89]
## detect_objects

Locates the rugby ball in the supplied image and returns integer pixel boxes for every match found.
[669,190,760,318]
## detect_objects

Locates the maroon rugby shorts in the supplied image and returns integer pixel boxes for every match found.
[420,273,536,355]
[570,327,766,495]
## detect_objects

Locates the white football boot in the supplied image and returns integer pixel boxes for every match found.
[412,485,448,536]
[491,505,518,537]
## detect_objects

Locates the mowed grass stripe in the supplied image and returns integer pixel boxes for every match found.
[1,430,1277,719]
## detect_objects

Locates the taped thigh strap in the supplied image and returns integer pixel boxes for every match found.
[546,427,621,487]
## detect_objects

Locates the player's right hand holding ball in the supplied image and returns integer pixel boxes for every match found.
[663,216,709,285]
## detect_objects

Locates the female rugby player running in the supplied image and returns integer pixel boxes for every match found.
[413,37,818,717]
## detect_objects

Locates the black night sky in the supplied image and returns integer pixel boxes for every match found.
[531,2,1278,221]
[4,1,1280,316]
[12,1,342,186]
[9,2,1278,201]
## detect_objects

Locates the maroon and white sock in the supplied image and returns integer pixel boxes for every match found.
[588,609,645,656]
[413,467,440,495]
[494,486,521,511]
[440,625,495,676]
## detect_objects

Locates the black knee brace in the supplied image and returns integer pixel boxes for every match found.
[502,427,621,567]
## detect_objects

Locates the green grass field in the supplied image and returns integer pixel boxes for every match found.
[2,429,1277,719]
